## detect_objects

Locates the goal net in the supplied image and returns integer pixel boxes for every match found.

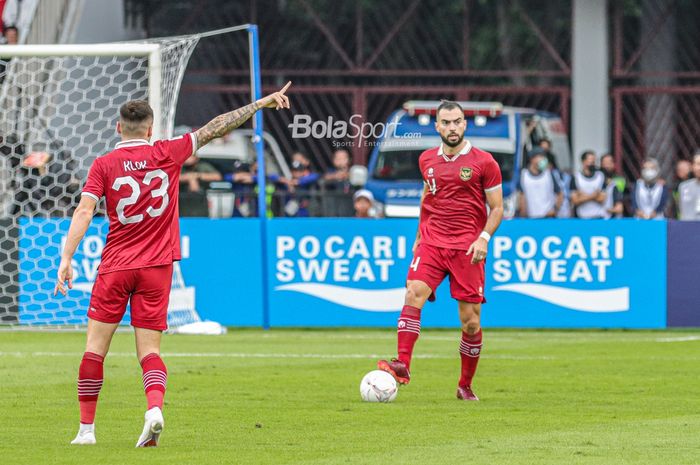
[0,35,226,333]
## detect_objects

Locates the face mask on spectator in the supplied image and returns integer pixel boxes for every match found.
[537,158,548,171]
[642,168,658,182]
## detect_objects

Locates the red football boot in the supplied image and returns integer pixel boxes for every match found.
[456,385,479,401]
[377,358,411,385]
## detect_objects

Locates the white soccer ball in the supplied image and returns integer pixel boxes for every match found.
[360,370,398,403]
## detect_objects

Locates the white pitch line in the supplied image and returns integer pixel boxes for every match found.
[655,336,700,343]
[0,351,556,361]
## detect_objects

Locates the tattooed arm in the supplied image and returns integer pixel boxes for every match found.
[194,81,291,149]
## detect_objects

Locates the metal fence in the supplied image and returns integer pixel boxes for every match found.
[613,86,700,180]
[179,185,357,219]
[178,84,570,169]
[126,0,700,179]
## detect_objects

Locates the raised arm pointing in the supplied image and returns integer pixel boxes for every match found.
[194,81,291,149]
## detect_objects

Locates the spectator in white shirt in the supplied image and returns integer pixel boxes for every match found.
[516,148,562,218]
[570,150,607,219]
[632,158,668,220]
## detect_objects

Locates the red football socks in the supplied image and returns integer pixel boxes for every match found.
[77,352,104,424]
[397,305,422,369]
[141,353,167,410]
[459,329,483,388]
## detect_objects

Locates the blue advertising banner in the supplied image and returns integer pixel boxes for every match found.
[485,219,666,328]
[267,219,667,328]
[267,218,416,327]
[666,221,700,327]
[19,218,668,329]
[179,219,263,326]
[18,218,263,326]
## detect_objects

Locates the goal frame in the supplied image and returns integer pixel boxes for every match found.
[0,43,164,138]
[0,26,263,332]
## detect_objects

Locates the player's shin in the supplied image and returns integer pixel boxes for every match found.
[397,305,422,369]
[458,329,482,388]
[77,352,104,425]
[141,353,167,410]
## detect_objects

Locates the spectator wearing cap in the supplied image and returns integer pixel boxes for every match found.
[600,153,626,218]
[269,152,319,216]
[632,158,668,220]
[271,152,319,192]
[353,189,380,218]
[516,148,562,218]
[226,160,258,217]
[676,153,700,221]
[570,150,607,219]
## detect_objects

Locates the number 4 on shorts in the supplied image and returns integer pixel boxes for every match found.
[410,256,421,271]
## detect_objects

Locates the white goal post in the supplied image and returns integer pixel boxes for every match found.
[0,43,164,138]
[0,34,231,334]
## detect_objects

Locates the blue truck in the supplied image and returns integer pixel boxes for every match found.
[364,101,571,218]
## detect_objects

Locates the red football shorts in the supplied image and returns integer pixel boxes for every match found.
[407,243,486,304]
[87,264,173,331]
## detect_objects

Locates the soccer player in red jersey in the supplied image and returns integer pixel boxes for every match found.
[378,101,504,401]
[55,82,292,446]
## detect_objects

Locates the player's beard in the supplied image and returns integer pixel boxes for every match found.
[441,132,464,148]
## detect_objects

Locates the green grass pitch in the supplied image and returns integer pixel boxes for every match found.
[1,329,699,465]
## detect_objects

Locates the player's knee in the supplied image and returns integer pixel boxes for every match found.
[405,282,430,306]
[459,307,481,334]
[85,335,110,357]
[463,320,481,335]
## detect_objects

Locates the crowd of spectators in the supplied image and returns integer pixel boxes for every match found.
[175,147,380,219]
[2,127,697,221]
[517,144,700,221]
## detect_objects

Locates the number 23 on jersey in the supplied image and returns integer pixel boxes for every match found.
[112,169,169,225]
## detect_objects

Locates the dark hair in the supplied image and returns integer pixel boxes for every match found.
[4,25,17,33]
[580,150,596,162]
[600,153,614,163]
[527,147,546,163]
[119,100,153,135]
[436,100,464,118]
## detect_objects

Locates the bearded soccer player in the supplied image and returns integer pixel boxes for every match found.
[378,101,504,401]
[55,82,292,446]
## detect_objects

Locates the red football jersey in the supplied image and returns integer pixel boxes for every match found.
[81,133,196,274]
[418,141,502,250]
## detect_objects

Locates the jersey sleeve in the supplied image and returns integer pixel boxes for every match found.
[483,157,502,192]
[157,133,197,166]
[81,158,105,201]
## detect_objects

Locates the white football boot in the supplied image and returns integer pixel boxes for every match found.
[135,407,164,447]
[71,423,96,445]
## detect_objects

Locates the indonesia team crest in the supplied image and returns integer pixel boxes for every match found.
[460,167,473,181]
